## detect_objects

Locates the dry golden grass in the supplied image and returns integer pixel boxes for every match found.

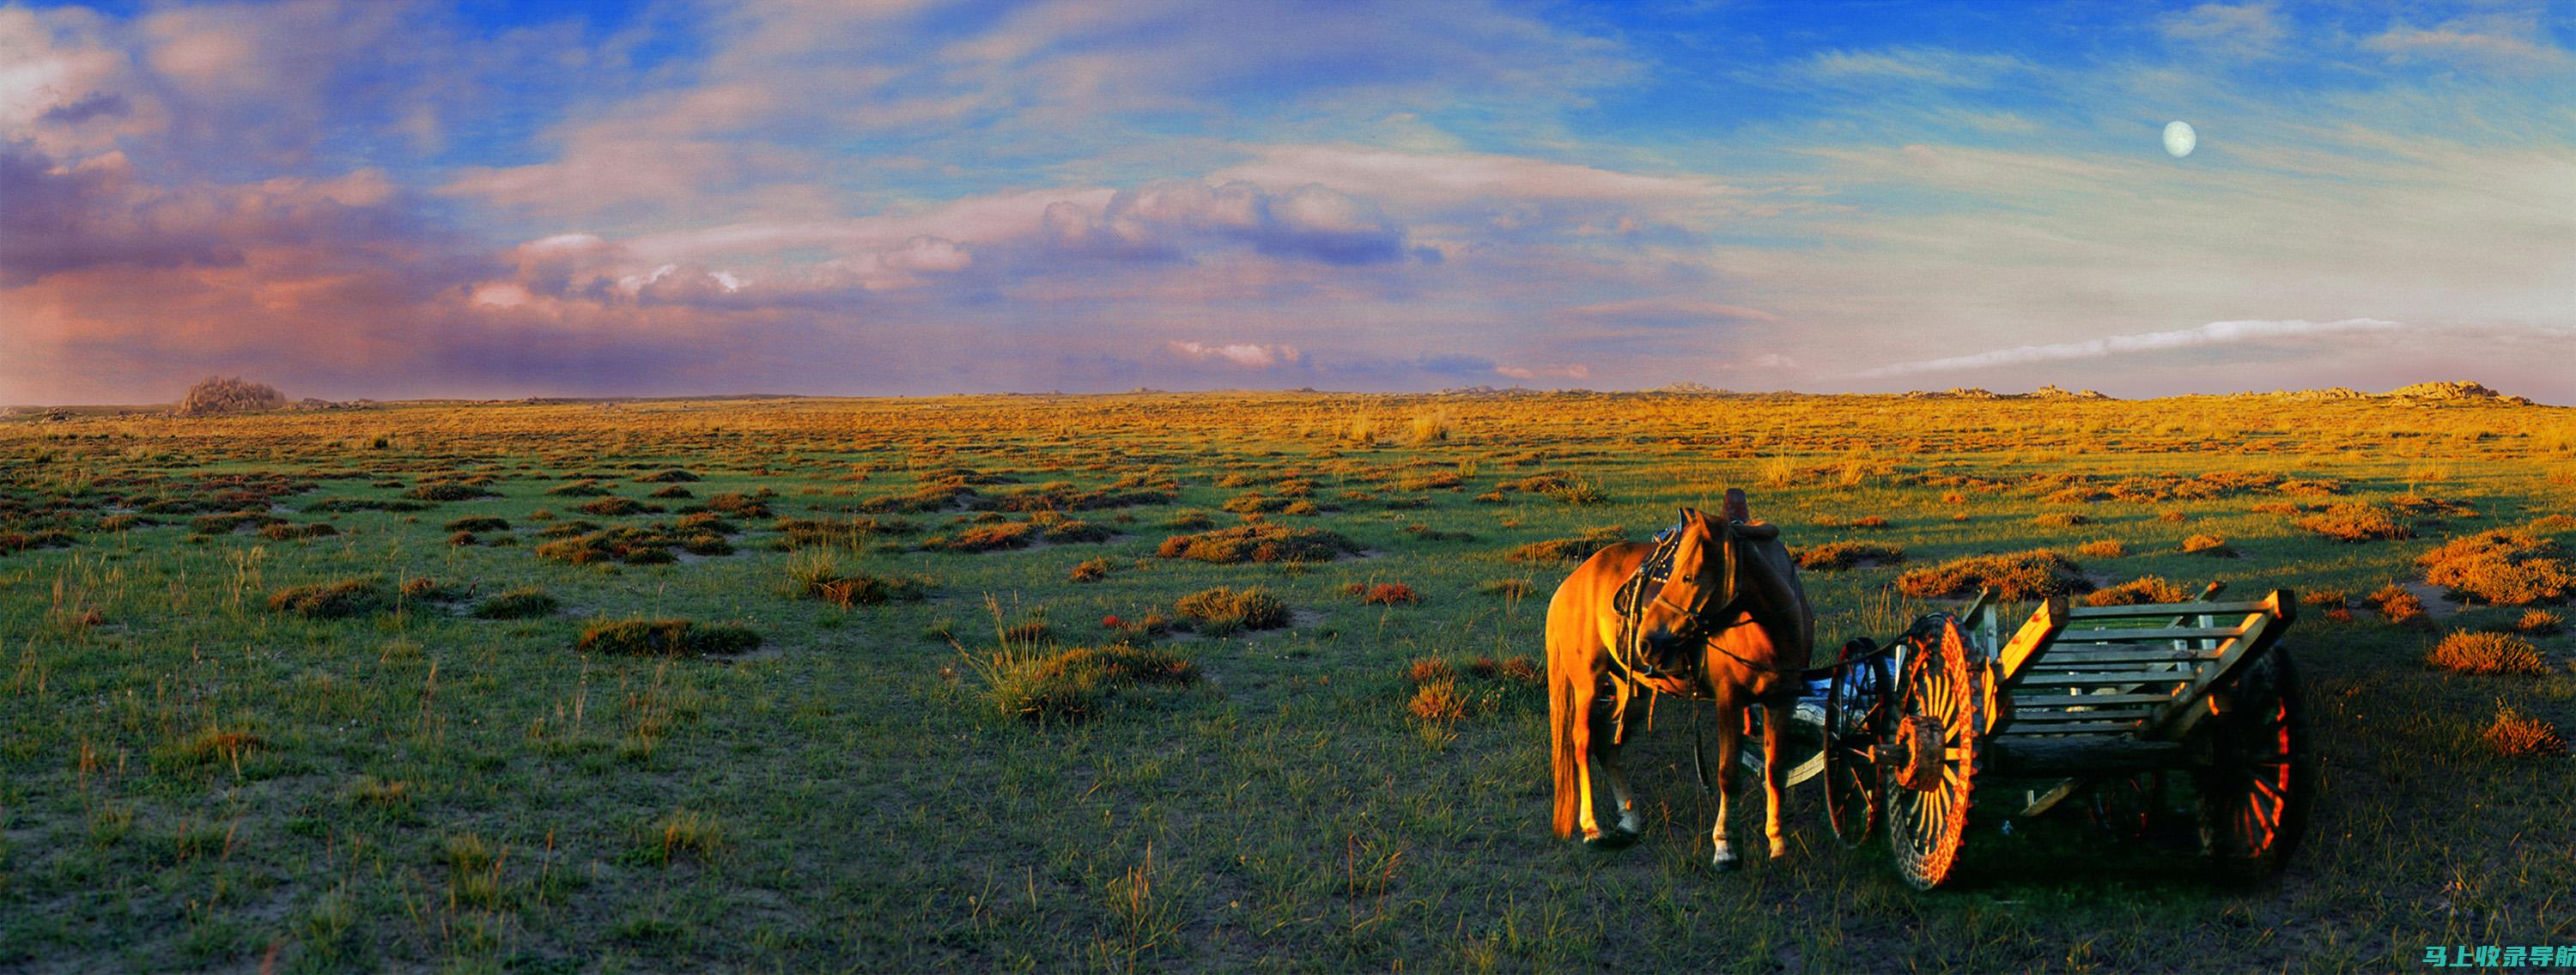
[2367,583,2433,629]
[1407,679,1466,722]
[2481,703,2565,757]
[2296,503,2413,542]
[2426,631,2549,676]
[2075,539,2126,558]
[1896,549,2089,600]
[2416,529,2573,606]
[2085,576,2193,607]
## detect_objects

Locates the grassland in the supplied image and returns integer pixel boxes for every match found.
[1,390,2571,972]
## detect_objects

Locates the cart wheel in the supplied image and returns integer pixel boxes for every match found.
[2196,648,2311,882]
[2086,772,2166,840]
[1822,640,1888,847]
[1886,617,1983,890]
[1738,701,1828,787]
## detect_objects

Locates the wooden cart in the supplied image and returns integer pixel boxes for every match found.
[1814,584,2312,889]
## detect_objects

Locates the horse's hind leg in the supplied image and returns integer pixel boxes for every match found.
[1709,699,1744,871]
[1591,704,1643,837]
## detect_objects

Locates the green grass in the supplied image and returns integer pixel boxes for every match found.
[0,391,2571,970]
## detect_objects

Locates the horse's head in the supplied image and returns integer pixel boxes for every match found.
[1637,490,1816,677]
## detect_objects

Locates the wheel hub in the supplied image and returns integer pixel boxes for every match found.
[1895,714,1946,791]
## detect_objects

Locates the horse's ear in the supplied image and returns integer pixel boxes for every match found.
[1723,488,1750,523]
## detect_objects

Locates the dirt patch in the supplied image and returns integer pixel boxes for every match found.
[2399,582,2467,619]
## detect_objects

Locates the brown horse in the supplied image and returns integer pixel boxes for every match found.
[1546,490,1814,869]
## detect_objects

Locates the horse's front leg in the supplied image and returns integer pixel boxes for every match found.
[1763,698,1790,860]
[1709,699,1743,871]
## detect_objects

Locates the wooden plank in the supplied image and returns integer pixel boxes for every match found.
[2015,672,2196,686]
[2065,600,2264,619]
[2008,708,2160,722]
[2056,625,2248,643]
[2037,645,2221,664]
[1993,594,2071,690]
[1988,736,2187,777]
[2013,692,2180,707]
[1996,720,2152,735]
[2149,589,2297,741]
[2020,778,2087,818]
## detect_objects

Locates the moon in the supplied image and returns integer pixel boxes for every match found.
[2163,120,2196,158]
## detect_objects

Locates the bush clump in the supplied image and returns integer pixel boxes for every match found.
[176,376,283,417]
[635,469,701,483]
[2367,583,2433,629]
[1504,527,1626,564]
[579,497,657,517]
[2075,539,2127,559]
[2426,631,2549,676]
[577,619,762,656]
[926,521,1036,553]
[1358,582,1420,606]
[2180,533,2233,556]
[2296,503,2413,543]
[2415,530,2573,606]
[267,578,390,619]
[1174,587,1290,634]
[1157,524,1358,564]
[985,644,1200,722]
[1897,549,2091,600]
[1068,557,1114,582]
[785,554,926,608]
[2084,576,2193,607]
[405,483,494,502]
[471,588,560,619]
[446,516,510,533]
[1,530,77,554]
[2482,704,2566,757]
[1794,541,1905,571]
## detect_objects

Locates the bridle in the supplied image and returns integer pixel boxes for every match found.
[1603,510,1809,791]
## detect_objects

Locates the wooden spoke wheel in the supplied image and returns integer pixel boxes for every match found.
[1822,642,1893,847]
[2196,648,2312,882]
[1886,617,1984,890]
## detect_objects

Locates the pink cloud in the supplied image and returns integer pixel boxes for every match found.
[1165,340,1303,369]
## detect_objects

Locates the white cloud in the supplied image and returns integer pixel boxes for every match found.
[1855,319,2405,378]
[1166,340,1302,369]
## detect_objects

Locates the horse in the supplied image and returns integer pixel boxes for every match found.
[1546,489,1815,870]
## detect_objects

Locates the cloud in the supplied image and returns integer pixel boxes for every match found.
[1854,319,2405,378]
[2160,3,2286,59]
[2362,15,2574,71]
[1165,341,1303,369]
[1559,298,1778,324]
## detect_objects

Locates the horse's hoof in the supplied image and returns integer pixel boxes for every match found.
[1711,855,1742,873]
[1584,829,1638,850]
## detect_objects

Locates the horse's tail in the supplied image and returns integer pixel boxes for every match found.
[1547,616,1582,839]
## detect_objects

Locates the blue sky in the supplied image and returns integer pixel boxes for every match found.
[4,0,2570,403]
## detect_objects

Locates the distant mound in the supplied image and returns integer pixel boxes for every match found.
[175,376,284,417]
[2274,381,2531,406]
[1902,386,2110,401]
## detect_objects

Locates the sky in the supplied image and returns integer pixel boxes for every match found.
[3,0,2571,404]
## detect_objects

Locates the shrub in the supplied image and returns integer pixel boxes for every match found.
[785,553,925,608]
[1223,493,1287,515]
[545,480,611,497]
[1038,518,1111,544]
[2426,631,2548,676]
[405,483,493,502]
[2032,513,2092,528]
[579,497,657,517]
[576,619,762,656]
[267,578,390,619]
[774,515,910,549]
[1360,582,1420,606]
[2516,609,2564,636]
[2084,576,2192,607]
[1505,527,1625,564]
[1406,657,1455,684]
[2295,503,2412,542]
[175,376,283,417]
[2367,583,2432,629]
[1174,587,1289,634]
[2075,539,2126,558]
[2180,533,2233,556]
[706,492,774,519]
[1157,524,1358,564]
[192,510,283,535]
[1794,541,1904,571]
[445,516,509,533]
[260,521,338,541]
[2482,704,2566,757]
[635,469,701,483]
[2415,530,2573,606]
[1408,679,1467,722]
[1499,657,1544,685]
[927,521,1036,552]
[1479,578,1535,599]
[471,588,559,619]
[984,643,1199,722]
[1897,550,2090,600]
[1069,557,1114,582]
[649,484,694,499]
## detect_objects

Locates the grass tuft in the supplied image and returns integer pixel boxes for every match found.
[1896,549,2090,600]
[576,619,762,656]
[2426,631,2549,676]
[267,577,390,618]
[1174,587,1289,634]
[982,643,1200,722]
